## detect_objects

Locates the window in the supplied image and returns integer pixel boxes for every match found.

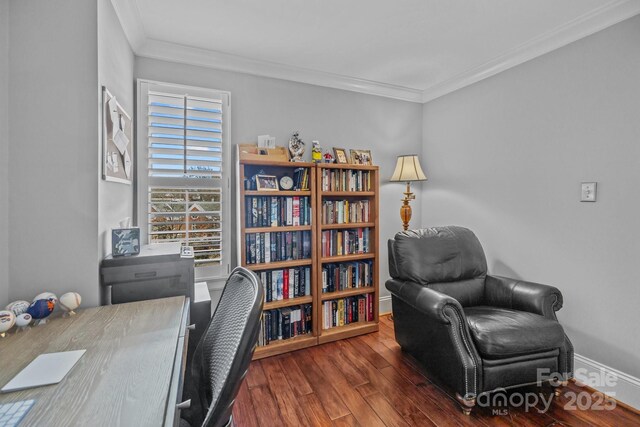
[137,80,230,279]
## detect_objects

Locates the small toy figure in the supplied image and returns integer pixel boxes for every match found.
[324,152,334,163]
[312,140,322,163]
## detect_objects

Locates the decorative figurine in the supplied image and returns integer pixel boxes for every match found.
[323,152,334,163]
[288,131,305,162]
[59,292,82,317]
[0,310,16,337]
[27,297,56,325]
[312,140,322,163]
[5,300,30,316]
[15,313,32,331]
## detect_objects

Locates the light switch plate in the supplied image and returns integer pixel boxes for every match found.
[581,182,597,202]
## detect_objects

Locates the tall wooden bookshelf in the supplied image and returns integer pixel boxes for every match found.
[316,163,379,344]
[238,156,318,359]
[237,154,379,359]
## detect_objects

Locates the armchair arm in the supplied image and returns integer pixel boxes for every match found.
[386,278,464,325]
[386,278,482,397]
[485,275,563,319]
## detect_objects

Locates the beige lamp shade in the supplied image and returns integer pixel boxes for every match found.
[390,155,427,182]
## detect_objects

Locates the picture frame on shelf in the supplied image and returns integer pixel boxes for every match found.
[350,149,373,165]
[255,174,279,191]
[333,148,350,164]
[111,227,140,257]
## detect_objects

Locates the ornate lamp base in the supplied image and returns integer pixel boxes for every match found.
[400,182,415,231]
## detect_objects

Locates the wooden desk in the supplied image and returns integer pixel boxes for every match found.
[0,297,190,426]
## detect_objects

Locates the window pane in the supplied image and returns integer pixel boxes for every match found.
[149,187,222,265]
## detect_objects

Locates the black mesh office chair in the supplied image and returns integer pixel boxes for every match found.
[181,267,264,427]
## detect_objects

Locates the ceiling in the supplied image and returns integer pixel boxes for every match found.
[111,0,640,102]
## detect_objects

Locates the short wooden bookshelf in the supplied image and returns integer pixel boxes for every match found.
[237,151,379,359]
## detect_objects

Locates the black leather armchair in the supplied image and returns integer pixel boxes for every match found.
[386,226,573,414]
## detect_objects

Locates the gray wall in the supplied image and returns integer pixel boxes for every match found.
[136,57,423,302]
[421,15,640,377]
[0,0,9,307]
[9,0,101,306]
[97,0,135,261]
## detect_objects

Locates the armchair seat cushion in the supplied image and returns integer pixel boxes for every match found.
[463,306,565,358]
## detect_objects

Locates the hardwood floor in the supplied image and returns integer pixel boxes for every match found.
[233,315,640,426]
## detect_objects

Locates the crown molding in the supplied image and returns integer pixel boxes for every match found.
[422,0,640,103]
[110,0,146,51]
[111,0,640,104]
[136,38,424,103]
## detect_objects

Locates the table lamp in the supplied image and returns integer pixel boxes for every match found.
[390,154,427,231]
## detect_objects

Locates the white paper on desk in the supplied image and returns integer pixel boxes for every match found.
[1,350,86,393]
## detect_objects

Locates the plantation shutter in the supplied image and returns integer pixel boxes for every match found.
[138,80,230,278]
[148,91,223,178]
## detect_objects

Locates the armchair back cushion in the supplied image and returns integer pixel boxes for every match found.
[390,226,488,307]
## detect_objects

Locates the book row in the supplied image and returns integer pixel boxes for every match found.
[245,196,312,228]
[258,304,313,346]
[322,260,374,293]
[321,199,370,225]
[258,267,312,302]
[321,169,372,192]
[291,167,311,191]
[245,231,312,264]
[322,294,375,329]
[321,228,371,257]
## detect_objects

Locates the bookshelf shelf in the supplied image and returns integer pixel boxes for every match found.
[253,334,317,360]
[245,225,312,233]
[317,163,377,170]
[321,191,375,197]
[321,222,375,230]
[238,150,379,359]
[321,253,376,263]
[239,159,315,168]
[246,259,313,271]
[243,190,312,197]
[264,296,313,310]
[321,287,375,301]
[318,321,379,344]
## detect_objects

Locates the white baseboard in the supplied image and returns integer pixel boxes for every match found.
[574,353,640,411]
[379,295,392,315]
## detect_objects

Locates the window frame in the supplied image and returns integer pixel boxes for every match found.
[136,79,231,281]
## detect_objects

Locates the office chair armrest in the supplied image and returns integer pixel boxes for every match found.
[485,275,563,319]
[386,279,466,325]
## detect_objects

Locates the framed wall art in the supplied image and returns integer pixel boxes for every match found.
[102,87,133,184]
